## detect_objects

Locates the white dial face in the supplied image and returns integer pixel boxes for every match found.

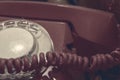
[0,19,54,80]
[0,28,34,59]
[0,19,54,59]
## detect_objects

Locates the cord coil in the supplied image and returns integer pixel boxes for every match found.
[0,48,120,75]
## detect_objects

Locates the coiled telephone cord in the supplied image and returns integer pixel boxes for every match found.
[0,48,120,74]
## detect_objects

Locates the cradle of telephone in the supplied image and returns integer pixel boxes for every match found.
[0,1,119,80]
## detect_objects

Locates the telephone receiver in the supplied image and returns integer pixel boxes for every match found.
[0,1,119,80]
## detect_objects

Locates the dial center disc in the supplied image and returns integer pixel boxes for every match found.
[0,28,34,59]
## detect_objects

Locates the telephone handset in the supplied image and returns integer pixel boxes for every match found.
[0,1,119,80]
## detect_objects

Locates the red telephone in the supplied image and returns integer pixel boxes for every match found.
[0,1,119,80]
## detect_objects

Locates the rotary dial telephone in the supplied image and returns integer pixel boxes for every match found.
[0,1,119,80]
